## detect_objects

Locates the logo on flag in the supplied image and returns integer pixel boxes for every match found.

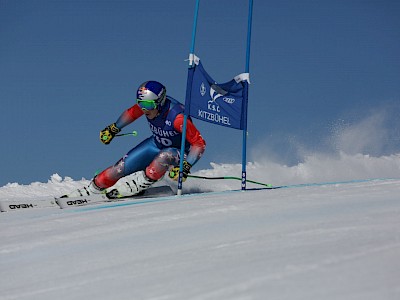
[200,83,206,96]
[210,86,223,102]
[185,59,248,130]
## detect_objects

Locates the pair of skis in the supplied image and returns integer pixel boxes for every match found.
[0,186,174,212]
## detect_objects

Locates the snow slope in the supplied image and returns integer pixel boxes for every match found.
[1,171,400,299]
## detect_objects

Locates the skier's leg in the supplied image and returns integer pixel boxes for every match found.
[63,137,159,198]
[145,147,180,180]
[105,147,180,198]
[94,137,160,188]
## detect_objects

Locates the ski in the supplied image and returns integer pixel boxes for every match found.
[56,194,109,209]
[56,185,174,209]
[0,186,175,212]
[0,198,59,212]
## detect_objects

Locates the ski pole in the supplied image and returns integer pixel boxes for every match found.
[187,175,273,188]
[115,130,138,137]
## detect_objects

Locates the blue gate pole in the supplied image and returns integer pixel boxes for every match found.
[177,0,200,196]
[242,0,253,190]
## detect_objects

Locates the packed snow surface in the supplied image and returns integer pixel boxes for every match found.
[1,155,400,300]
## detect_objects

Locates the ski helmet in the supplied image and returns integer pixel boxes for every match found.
[136,81,167,110]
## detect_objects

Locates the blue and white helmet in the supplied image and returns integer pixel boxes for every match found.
[136,81,167,108]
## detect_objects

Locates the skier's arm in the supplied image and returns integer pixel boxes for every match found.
[173,114,206,166]
[100,104,144,145]
[115,104,144,129]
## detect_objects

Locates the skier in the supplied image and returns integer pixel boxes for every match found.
[65,81,206,198]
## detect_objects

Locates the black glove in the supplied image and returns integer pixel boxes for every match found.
[169,161,192,182]
[100,123,121,144]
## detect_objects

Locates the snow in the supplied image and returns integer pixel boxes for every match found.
[1,154,400,300]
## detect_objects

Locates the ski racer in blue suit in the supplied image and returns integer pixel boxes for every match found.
[66,81,206,198]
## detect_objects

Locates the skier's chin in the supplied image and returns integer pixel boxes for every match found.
[144,109,159,120]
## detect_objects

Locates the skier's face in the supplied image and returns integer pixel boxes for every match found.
[143,108,159,119]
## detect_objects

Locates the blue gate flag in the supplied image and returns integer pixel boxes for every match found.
[185,56,249,130]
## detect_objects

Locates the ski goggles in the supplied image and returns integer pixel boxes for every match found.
[137,99,157,111]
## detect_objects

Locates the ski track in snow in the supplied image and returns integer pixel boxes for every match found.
[1,177,400,300]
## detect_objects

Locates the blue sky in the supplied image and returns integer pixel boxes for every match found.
[1,0,399,186]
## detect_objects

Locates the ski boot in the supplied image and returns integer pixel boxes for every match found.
[106,171,155,199]
[60,180,104,198]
